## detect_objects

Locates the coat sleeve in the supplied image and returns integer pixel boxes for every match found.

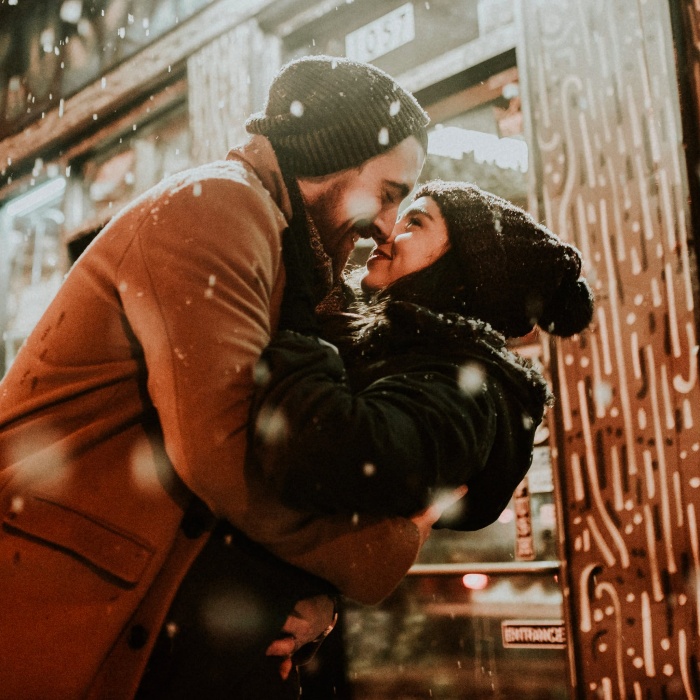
[116,169,284,513]
[251,331,502,517]
[114,169,421,604]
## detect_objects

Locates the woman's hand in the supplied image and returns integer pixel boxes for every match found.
[411,485,468,546]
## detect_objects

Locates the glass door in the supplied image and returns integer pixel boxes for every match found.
[330,66,570,700]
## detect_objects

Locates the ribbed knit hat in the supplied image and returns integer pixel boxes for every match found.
[388,181,595,338]
[245,55,430,176]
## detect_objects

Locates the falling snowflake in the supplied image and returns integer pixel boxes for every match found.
[255,407,288,445]
[458,361,485,395]
[494,212,503,233]
[10,496,24,515]
[253,359,271,386]
[594,380,613,410]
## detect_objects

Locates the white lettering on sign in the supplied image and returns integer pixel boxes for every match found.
[501,620,567,649]
[345,3,415,63]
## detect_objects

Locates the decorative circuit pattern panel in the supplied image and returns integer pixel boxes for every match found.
[519,0,700,696]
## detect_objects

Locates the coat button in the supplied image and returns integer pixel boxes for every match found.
[128,624,149,650]
[181,497,214,539]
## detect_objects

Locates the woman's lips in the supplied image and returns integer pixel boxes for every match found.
[367,249,392,263]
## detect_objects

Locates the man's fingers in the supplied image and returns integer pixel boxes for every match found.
[265,636,296,657]
[279,595,335,646]
[266,593,336,672]
[278,657,294,680]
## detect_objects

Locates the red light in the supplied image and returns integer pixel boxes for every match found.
[462,573,489,590]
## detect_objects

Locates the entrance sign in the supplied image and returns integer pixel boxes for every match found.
[501,620,566,649]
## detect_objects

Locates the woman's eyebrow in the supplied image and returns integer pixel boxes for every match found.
[403,203,433,220]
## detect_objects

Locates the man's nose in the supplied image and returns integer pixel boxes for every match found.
[372,209,398,244]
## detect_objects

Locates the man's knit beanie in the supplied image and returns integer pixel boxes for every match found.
[245,55,430,176]
[410,181,595,338]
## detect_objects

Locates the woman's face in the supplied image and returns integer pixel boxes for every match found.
[361,196,450,292]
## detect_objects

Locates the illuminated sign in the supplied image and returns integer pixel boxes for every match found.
[428,126,529,173]
[501,620,567,649]
[345,3,415,63]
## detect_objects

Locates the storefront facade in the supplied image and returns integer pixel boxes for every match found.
[1,0,700,697]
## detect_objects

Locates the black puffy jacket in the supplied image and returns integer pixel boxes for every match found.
[251,301,551,531]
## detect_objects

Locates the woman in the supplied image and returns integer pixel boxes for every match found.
[252,179,594,529]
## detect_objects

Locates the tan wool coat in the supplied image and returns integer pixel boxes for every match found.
[0,135,420,700]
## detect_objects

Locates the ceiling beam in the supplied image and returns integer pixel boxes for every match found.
[0,0,273,182]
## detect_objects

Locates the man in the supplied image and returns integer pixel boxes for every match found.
[0,55,431,698]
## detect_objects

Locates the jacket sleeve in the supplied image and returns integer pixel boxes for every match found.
[116,169,285,512]
[251,330,500,517]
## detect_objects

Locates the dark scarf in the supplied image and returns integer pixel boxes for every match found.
[275,156,353,334]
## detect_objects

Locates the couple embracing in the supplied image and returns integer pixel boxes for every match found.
[0,55,593,698]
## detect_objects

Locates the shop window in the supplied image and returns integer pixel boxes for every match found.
[420,67,527,206]
[343,573,567,700]
[0,178,68,374]
[0,102,192,374]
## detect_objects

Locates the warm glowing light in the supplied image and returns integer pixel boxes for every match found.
[428,126,529,172]
[462,573,489,590]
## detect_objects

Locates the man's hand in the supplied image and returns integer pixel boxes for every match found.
[265,594,337,679]
[411,485,468,546]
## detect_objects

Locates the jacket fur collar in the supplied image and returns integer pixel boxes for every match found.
[334,300,553,421]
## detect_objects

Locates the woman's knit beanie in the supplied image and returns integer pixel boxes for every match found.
[415,181,595,338]
[245,55,430,176]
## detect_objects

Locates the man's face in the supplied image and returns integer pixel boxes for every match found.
[298,136,425,280]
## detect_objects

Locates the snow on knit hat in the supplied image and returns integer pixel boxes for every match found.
[245,55,430,176]
[411,181,595,338]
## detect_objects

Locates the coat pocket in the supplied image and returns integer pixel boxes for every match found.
[2,495,154,587]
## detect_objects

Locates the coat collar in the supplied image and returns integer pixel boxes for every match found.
[226,135,293,223]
